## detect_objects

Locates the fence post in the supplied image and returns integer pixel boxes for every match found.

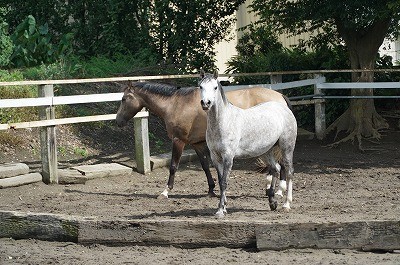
[38,84,58,184]
[314,75,326,140]
[134,113,151,174]
[271,74,282,85]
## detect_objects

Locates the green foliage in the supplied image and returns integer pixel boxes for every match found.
[0,8,13,67]
[2,1,244,72]
[73,147,88,157]
[250,0,400,41]
[9,15,73,68]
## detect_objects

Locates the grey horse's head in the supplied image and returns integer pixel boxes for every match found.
[199,70,225,111]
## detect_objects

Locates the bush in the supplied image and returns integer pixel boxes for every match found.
[9,15,73,68]
[0,8,13,67]
[0,24,13,67]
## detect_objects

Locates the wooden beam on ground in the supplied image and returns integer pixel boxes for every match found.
[0,173,42,188]
[0,210,399,251]
[256,221,400,251]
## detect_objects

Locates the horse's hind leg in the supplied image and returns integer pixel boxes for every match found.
[192,142,216,197]
[281,152,294,211]
[265,153,280,211]
[159,137,185,199]
[272,146,286,198]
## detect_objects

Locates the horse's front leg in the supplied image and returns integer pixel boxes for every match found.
[159,137,185,199]
[192,142,216,197]
[215,157,233,218]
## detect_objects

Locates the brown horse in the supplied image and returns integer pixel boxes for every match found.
[116,81,290,198]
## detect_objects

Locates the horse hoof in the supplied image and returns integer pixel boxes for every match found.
[282,203,291,212]
[215,211,225,218]
[157,193,168,199]
[208,191,218,197]
[269,201,278,211]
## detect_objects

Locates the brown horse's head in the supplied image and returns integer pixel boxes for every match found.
[116,82,143,127]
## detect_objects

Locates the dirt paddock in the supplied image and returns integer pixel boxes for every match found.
[0,130,399,264]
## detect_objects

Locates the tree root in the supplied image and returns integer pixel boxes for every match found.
[324,105,388,151]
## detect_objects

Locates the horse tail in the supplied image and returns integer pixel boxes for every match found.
[282,94,293,112]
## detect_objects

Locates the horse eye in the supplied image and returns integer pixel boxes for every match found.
[214,86,217,90]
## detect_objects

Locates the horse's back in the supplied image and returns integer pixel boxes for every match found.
[227,87,286,109]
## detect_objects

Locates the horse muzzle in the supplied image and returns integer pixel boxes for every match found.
[116,117,127,127]
[200,100,211,111]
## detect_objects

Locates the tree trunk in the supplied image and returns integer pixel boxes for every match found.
[326,19,390,149]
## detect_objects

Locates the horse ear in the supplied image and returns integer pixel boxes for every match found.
[213,70,219,79]
[199,69,205,79]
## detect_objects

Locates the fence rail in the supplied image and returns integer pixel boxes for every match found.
[1,69,399,184]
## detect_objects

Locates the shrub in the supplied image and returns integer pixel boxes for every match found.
[9,15,73,68]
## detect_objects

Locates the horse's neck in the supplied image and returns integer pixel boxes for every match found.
[139,91,171,119]
[207,92,237,131]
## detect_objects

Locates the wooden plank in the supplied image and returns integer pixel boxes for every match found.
[256,221,400,251]
[0,93,123,108]
[1,69,400,87]
[0,173,42,188]
[58,169,88,185]
[317,82,400,89]
[0,97,52,108]
[315,95,400,99]
[0,74,199,87]
[0,163,29,179]
[0,112,148,130]
[0,210,79,242]
[224,84,273,91]
[1,210,399,251]
[225,79,321,92]
[270,78,321,90]
[71,163,132,179]
[291,99,325,106]
[78,218,257,248]
[52,93,123,105]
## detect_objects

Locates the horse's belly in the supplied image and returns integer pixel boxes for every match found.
[236,141,275,159]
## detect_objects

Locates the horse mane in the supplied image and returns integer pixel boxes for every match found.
[131,82,197,97]
[199,73,228,105]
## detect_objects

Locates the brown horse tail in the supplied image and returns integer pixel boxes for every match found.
[282,94,293,112]
[255,146,282,173]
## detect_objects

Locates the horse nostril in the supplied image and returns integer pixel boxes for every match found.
[201,100,205,105]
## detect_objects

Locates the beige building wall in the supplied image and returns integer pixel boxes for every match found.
[215,0,314,73]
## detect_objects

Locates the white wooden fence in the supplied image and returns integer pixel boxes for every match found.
[1,70,399,184]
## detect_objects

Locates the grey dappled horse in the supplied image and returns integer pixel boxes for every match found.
[199,71,297,218]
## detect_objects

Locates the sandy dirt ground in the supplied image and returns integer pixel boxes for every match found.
[0,130,399,264]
